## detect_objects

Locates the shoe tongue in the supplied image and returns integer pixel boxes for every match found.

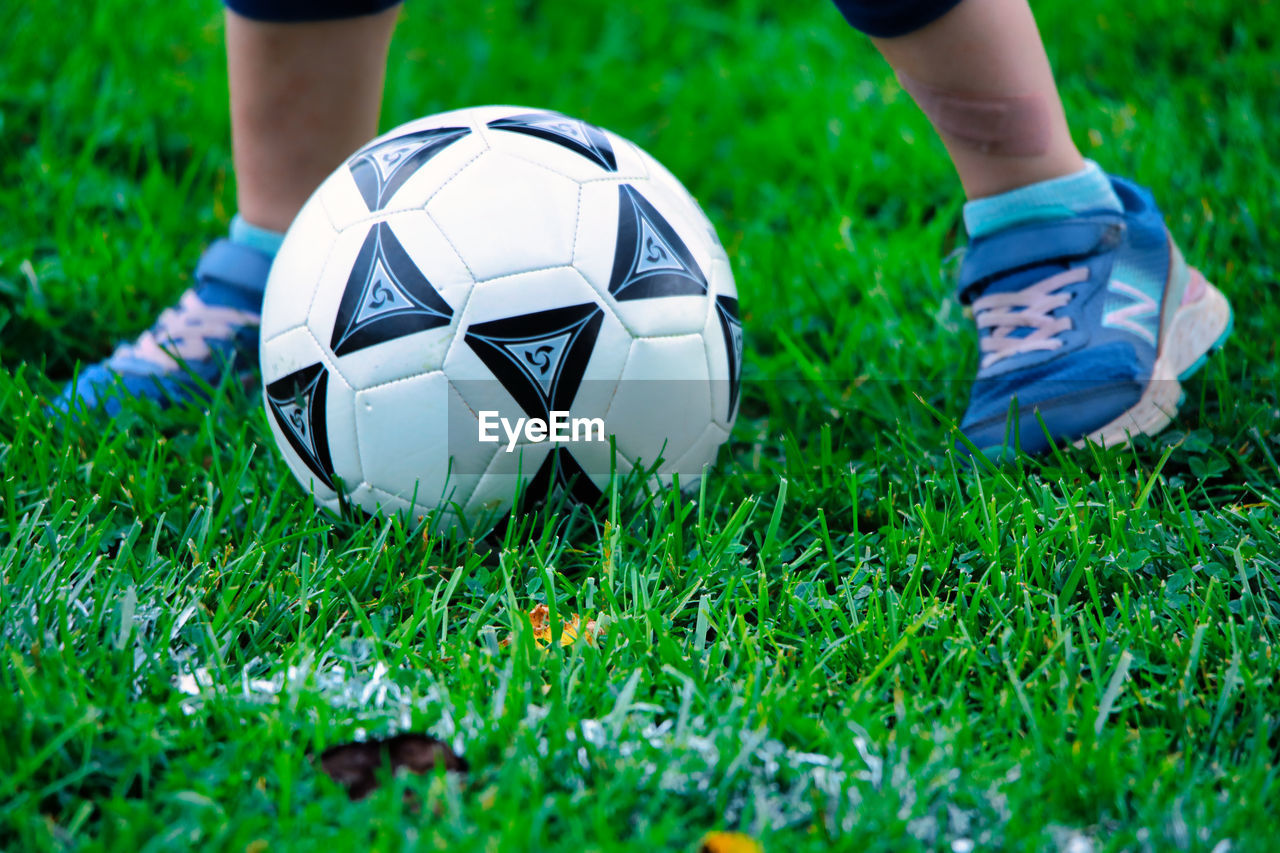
[977,259,1071,297]
[193,238,271,313]
[974,263,1065,344]
[957,214,1121,304]
[195,279,263,313]
[969,255,1079,346]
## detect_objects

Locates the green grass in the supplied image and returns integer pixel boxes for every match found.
[2,0,1280,850]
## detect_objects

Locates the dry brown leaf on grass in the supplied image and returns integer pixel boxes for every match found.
[699,832,764,853]
[500,603,606,648]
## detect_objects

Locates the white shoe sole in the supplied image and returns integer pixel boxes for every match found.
[1080,274,1232,449]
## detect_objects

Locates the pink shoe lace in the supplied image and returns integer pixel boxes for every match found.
[971,266,1087,369]
[115,290,260,369]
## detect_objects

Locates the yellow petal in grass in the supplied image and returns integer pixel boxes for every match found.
[699,832,764,853]
[502,604,605,648]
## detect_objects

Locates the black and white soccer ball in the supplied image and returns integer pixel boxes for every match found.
[260,105,741,532]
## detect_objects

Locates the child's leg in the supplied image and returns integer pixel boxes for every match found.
[833,0,1233,455]
[862,0,1083,199]
[227,5,398,232]
[57,2,400,415]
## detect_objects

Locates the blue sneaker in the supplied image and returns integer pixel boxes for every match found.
[54,240,271,417]
[957,176,1233,457]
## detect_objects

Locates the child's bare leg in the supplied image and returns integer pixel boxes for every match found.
[227,6,399,232]
[867,0,1084,199]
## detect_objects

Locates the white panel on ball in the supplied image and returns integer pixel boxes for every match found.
[710,252,738,300]
[444,267,607,362]
[666,422,731,481]
[347,482,409,520]
[261,199,338,341]
[595,134,651,183]
[323,372,363,493]
[353,370,456,510]
[426,151,581,282]
[564,306,631,425]
[260,325,326,386]
[606,335,713,470]
[443,380,503,518]
[610,293,711,341]
[570,178,621,297]
[429,105,541,128]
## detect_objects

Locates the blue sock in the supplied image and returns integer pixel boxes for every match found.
[963,160,1123,239]
[229,213,286,262]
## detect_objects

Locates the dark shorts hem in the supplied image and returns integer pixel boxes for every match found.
[224,0,402,23]
[831,0,966,37]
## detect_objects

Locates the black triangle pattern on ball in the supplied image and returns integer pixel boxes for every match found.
[608,184,708,302]
[265,362,336,491]
[349,126,470,210]
[487,112,617,172]
[524,448,604,508]
[714,294,743,420]
[463,302,604,422]
[330,222,455,357]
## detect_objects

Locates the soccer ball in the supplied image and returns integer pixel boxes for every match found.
[259,106,742,533]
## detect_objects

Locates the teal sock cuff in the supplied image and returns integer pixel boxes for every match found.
[229,214,286,258]
[963,160,1124,239]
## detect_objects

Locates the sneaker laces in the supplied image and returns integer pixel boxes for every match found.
[971,266,1087,368]
[114,290,260,369]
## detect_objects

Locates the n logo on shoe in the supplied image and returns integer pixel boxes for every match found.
[1103,278,1159,346]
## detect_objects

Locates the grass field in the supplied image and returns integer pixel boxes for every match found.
[3,0,1279,849]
